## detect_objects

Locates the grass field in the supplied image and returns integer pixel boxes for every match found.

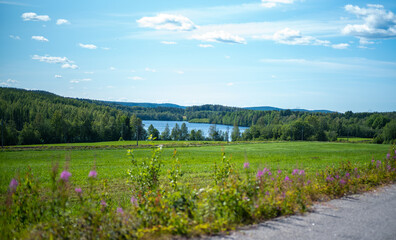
[337,137,373,143]
[0,141,391,200]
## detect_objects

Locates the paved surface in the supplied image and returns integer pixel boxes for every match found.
[210,184,396,240]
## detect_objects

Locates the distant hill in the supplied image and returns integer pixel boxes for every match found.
[244,106,335,113]
[103,101,186,109]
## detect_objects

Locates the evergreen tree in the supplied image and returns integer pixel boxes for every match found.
[161,124,171,140]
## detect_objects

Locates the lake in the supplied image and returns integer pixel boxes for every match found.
[143,120,248,137]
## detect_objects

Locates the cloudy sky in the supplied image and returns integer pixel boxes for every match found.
[1,0,396,112]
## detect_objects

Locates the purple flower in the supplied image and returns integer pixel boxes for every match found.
[243,196,249,201]
[299,170,305,176]
[256,170,264,179]
[387,165,391,171]
[75,188,82,194]
[339,179,347,185]
[335,174,340,179]
[131,196,138,206]
[307,180,312,185]
[376,160,381,168]
[100,200,107,207]
[265,191,270,195]
[277,169,282,174]
[386,153,390,159]
[267,171,272,176]
[243,162,250,169]
[345,172,350,178]
[263,167,269,173]
[292,169,299,175]
[326,176,334,182]
[88,170,97,178]
[9,178,18,192]
[284,175,290,182]
[117,207,124,214]
[60,170,72,182]
[371,158,375,163]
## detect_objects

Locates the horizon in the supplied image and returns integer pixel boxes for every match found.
[1,0,396,113]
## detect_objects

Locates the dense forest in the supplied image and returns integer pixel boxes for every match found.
[0,87,395,145]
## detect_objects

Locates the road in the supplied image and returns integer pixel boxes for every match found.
[210,184,396,240]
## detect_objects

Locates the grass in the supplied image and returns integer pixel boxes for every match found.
[0,141,390,199]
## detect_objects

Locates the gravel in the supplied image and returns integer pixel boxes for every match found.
[209,184,396,240]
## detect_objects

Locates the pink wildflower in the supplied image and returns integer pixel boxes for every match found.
[75,188,82,194]
[60,170,72,182]
[376,160,381,168]
[243,162,250,169]
[386,153,390,159]
[277,169,282,174]
[292,169,299,175]
[339,179,347,185]
[345,172,350,178]
[256,170,264,179]
[299,170,305,176]
[88,170,97,178]
[131,196,138,206]
[284,175,290,182]
[100,200,107,207]
[9,178,18,192]
[117,207,124,214]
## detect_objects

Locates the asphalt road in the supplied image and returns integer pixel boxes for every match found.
[210,184,396,240]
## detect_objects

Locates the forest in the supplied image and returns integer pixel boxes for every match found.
[0,87,395,145]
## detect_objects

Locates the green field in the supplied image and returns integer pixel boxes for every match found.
[0,141,391,199]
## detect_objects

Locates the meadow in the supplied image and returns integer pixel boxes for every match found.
[0,141,390,197]
[1,140,395,239]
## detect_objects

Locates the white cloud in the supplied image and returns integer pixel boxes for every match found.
[101,47,110,50]
[261,0,295,8]
[192,31,246,44]
[84,71,94,74]
[198,44,214,48]
[32,35,48,42]
[161,41,177,45]
[109,66,116,71]
[271,28,330,46]
[175,70,184,74]
[56,19,70,25]
[54,75,62,78]
[137,14,197,31]
[331,43,349,49]
[226,82,234,86]
[79,43,97,49]
[145,67,156,72]
[61,63,78,69]
[70,78,91,83]
[225,55,231,59]
[32,54,78,69]
[342,4,396,39]
[128,76,144,80]
[359,38,374,45]
[21,12,50,21]
[9,35,21,40]
[0,79,18,86]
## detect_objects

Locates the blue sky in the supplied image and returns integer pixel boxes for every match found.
[1,0,396,112]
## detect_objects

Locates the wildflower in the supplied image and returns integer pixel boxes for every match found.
[263,167,269,173]
[371,158,375,163]
[335,174,339,179]
[100,200,107,207]
[339,179,347,185]
[284,175,290,182]
[307,180,312,185]
[131,196,138,206]
[265,191,270,196]
[386,153,390,159]
[299,170,305,176]
[292,169,299,175]
[60,170,72,182]
[326,176,334,182]
[277,169,282,174]
[117,207,124,214]
[9,178,18,192]
[243,196,249,201]
[376,160,381,169]
[267,171,272,176]
[75,188,82,194]
[256,170,264,179]
[345,172,350,178]
[387,165,391,171]
[243,162,250,169]
[88,170,97,178]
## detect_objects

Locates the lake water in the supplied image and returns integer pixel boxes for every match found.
[143,120,248,137]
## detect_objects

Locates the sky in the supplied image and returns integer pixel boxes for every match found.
[1,0,396,113]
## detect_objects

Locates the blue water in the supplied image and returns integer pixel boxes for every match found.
[142,120,248,137]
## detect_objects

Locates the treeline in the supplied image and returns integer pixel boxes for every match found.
[0,88,148,145]
[1,87,395,145]
[240,111,396,143]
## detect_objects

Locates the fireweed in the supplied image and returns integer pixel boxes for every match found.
[1,145,395,239]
